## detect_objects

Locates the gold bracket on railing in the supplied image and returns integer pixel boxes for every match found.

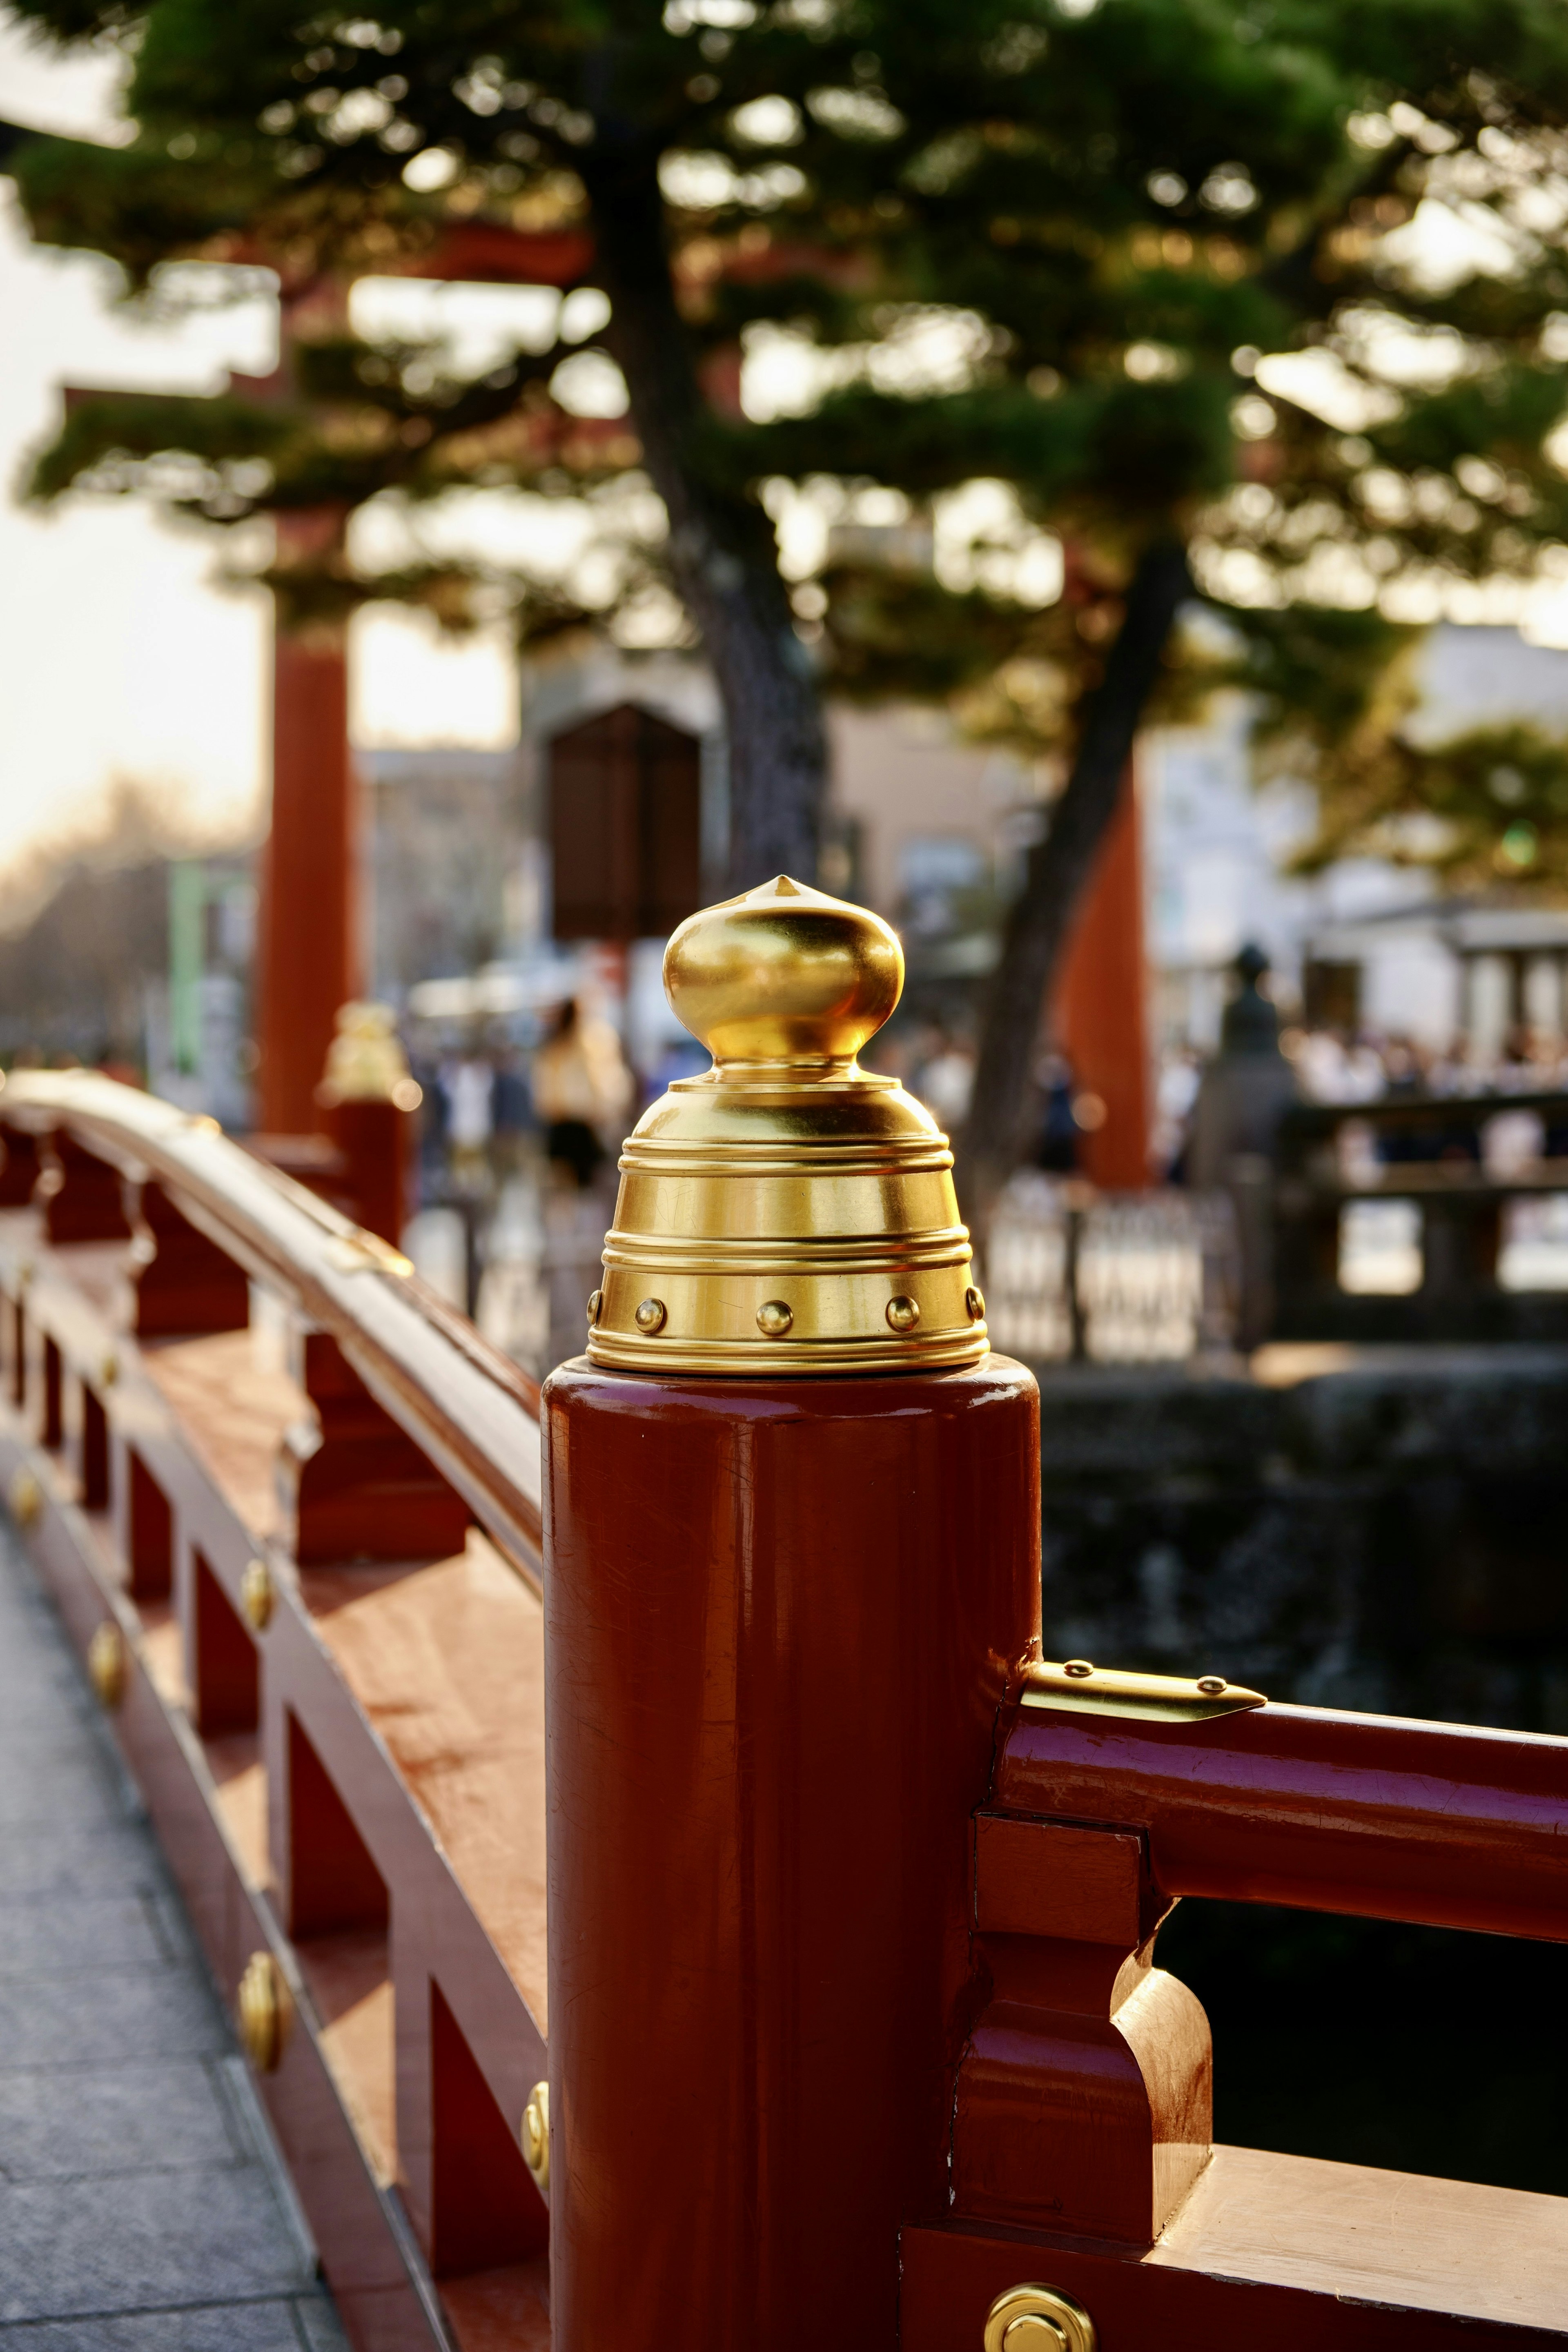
[1021,1658,1267,1724]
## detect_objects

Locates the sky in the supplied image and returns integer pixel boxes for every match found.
[0,8,522,900]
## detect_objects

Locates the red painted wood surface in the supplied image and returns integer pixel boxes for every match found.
[133,1181,250,1337]
[901,2143,1568,2347]
[327,1101,408,1247]
[41,1127,132,1243]
[284,1333,472,1567]
[0,1125,39,1206]
[1053,765,1151,1189]
[259,620,357,1136]
[8,1078,1568,2351]
[542,1359,1041,2352]
[957,1819,1210,2243]
[0,1182,549,2350]
[192,1550,259,1737]
[128,1450,173,1600]
[996,1699,1568,1942]
[0,1077,542,1572]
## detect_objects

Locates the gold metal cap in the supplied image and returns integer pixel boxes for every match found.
[586,875,988,1376]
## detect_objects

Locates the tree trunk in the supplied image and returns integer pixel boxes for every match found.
[960,538,1193,1232]
[582,143,826,890]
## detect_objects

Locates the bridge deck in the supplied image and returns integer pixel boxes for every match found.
[0,1517,349,2351]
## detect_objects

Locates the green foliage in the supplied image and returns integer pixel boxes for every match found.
[11,0,1568,868]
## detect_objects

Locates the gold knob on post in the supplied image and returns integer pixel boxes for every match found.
[521,2078,550,2194]
[8,1464,42,1528]
[587,876,989,1375]
[238,1950,290,2073]
[87,1620,127,1711]
[240,1557,274,1632]
[983,2285,1096,2352]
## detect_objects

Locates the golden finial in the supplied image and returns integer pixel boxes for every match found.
[316,1002,423,1112]
[586,875,988,1375]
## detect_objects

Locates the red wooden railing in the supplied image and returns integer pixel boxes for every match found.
[0,1071,548,2352]
[1,1068,1565,2352]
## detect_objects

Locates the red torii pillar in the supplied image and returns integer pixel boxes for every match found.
[1052,762,1152,1191]
[257,519,357,1135]
[253,225,595,1135]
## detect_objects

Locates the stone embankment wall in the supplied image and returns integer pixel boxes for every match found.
[1035,1344,1568,1732]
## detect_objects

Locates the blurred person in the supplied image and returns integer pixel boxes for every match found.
[1341,1032,1388,1105]
[491,1042,535,1175]
[1497,1024,1546,1094]
[1033,1049,1080,1176]
[1152,1046,1202,1181]
[1428,1035,1474,1100]
[1295,1027,1352,1105]
[912,1027,976,1131]
[1381,1035,1428,1096]
[440,1051,495,1188]
[532,998,633,1191]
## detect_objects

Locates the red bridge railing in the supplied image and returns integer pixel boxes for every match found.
[1,1056,1565,2352]
[0,1069,549,2352]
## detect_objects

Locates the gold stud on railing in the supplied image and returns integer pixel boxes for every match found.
[238,1950,290,2073]
[587,875,989,1375]
[240,1557,274,1633]
[8,1464,42,1529]
[983,2284,1097,2352]
[87,1620,127,1711]
[521,2079,550,2194]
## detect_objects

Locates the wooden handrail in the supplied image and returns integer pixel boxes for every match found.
[996,1695,1568,1942]
[0,1069,543,1577]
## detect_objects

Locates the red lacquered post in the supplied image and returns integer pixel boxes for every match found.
[314,1002,421,1246]
[543,878,1039,2350]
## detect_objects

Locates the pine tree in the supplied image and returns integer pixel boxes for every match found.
[10,0,1568,1205]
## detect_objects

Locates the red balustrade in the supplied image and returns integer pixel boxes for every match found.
[0,1066,1565,2352]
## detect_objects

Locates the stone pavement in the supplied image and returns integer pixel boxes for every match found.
[0,1519,350,2350]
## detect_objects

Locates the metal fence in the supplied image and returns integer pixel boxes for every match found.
[984,1177,1239,1364]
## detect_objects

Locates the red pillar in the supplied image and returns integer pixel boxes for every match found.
[257,617,357,1135]
[1053,762,1151,1191]
[543,1362,1040,2349]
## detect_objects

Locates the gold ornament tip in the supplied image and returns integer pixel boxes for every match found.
[663,874,902,1071]
[587,875,988,1377]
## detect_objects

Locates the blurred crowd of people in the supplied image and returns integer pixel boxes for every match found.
[1286,1024,1568,1105]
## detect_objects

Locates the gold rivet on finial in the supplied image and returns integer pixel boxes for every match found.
[966,1286,985,1321]
[1062,1659,1095,1679]
[586,1288,603,1327]
[635,1298,667,1334]
[756,1299,793,1337]
[885,1296,920,1334]
[1196,1675,1227,1695]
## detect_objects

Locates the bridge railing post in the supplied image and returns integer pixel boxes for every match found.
[542,878,1040,2350]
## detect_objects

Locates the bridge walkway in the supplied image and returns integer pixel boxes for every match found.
[0,1517,349,2351]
